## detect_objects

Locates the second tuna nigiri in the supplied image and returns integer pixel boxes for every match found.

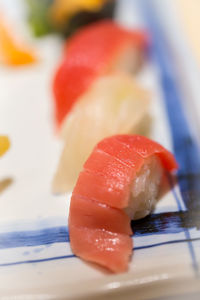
[69,135,178,273]
[53,20,149,127]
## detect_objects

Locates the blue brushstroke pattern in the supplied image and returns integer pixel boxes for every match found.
[0,210,199,250]
[138,0,200,211]
[137,0,200,273]
[0,227,69,249]
[1,237,200,268]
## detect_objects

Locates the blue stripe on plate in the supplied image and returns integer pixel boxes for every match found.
[1,237,200,268]
[0,207,199,249]
[0,227,70,249]
[137,0,200,273]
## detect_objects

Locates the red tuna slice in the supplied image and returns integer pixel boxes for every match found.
[53,20,149,128]
[72,170,131,209]
[69,225,133,273]
[73,148,143,208]
[65,20,149,72]
[53,64,96,128]
[70,194,132,235]
[69,134,178,272]
[94,137,144,169]
[114,135,178,171]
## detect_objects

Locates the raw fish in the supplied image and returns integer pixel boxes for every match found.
[69,134,178,272]
[52,74,150,193]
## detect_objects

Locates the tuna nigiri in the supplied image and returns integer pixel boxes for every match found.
[69,135,178,273]
[53,20,149,127]
[52,74,150,193]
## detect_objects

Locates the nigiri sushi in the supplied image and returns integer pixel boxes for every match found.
[52,74,150,193]
[69,135,178,273]
[53,20,149,127]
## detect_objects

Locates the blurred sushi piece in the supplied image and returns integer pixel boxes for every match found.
[53,20,149,128]
[25,0,116,37]
[52,74,151,193]
[69,134,178,272]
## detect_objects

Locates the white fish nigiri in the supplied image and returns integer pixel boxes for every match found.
[52,74,150,193]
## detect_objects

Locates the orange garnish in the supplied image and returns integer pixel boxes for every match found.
[0,136,10,157]
[0,16,36,66]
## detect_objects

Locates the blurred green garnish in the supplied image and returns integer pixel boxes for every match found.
[25,0,115,38]
[25,0,54,37]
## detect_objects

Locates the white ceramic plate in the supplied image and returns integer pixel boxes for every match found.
[0,0,200,299]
